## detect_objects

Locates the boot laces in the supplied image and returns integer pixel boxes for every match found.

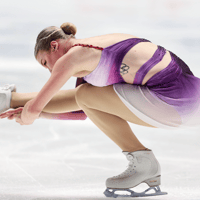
[114,154,135,178]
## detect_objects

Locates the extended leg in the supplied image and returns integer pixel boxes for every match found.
[75,83,154,152]
[2,86,86,120]
[11,88,81,113]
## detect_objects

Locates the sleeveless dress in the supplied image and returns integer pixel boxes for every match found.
[74,38,200,129]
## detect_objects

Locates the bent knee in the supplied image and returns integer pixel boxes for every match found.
[75,83,91,105]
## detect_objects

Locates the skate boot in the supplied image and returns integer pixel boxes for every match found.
[0,84,16,114]
[104,150,167,198]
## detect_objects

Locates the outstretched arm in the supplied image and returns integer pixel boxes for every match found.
[19,51,83,125]
[40,111,87,120]
[0,78,88,121]
[0,108,87,121]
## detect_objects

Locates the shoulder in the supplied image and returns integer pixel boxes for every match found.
[56,45,87,65]
[67,44,93,67]
[55,44,94,74]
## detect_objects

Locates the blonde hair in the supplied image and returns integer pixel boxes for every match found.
[34,22,77,58]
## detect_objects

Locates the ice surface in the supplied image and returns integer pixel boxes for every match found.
[0,0,200,199]
[0,119,199,200]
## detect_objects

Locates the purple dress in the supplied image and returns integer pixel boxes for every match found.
[75,38,200,128]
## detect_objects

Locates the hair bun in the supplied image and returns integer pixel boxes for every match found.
[60,22,77,35]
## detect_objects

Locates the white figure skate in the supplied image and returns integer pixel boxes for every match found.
[104,150,167,198]
[0,84,16,114]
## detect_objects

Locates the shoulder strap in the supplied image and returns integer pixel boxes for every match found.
[71,43,104,50]
[133,46,166,84]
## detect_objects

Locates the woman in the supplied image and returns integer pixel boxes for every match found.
[0,22,200,197]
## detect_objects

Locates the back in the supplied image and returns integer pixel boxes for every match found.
[72,33,172,85]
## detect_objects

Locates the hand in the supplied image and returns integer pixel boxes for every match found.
[0,107,23,119]
[0,100,41,125]
[0,107,26,125]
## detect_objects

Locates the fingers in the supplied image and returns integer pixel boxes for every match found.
[0,112,14,119]
[8,114,15,120]
[1,112,20,120]
[0,108,25,125]
[7,113,24,125]
[14,107,23,112]
[15,115,24,125]
[0,107,23,117]
[0,107,23,119]
[11,113,23,125]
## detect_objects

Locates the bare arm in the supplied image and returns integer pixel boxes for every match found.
[40,111,87,120]
[20,50,84,125]
[0,78,88,121]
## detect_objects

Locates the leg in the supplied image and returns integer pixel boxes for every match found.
[74,84,166,196]
[75,83,154,152]
[11,88,81,113]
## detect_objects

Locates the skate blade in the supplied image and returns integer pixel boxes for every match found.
[104,186,167,198]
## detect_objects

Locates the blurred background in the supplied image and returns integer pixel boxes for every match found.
[0,0,200,199]
[1,0,200,91]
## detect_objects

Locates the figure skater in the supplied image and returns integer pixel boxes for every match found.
[1,22,200,197]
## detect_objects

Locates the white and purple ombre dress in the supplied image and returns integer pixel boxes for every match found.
[74,38,200,129]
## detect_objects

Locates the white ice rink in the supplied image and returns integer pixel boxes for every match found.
[0,0,200,199]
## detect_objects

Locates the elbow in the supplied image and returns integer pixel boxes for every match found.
[71,111,87,120]
[81,113,87,120]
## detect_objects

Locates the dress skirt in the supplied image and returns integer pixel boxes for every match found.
[113,52,200,129]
